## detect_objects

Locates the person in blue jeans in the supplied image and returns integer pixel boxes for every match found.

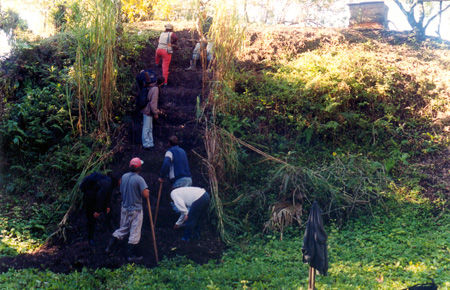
[170,187,210,241]
[159,135,192,189]
[140,76,164,150]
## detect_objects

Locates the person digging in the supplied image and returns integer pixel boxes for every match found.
[105,158,149,262]
[171,187,210,241]
[79,172,117,246]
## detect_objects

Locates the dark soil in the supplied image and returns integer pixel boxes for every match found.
[0,22,226,273]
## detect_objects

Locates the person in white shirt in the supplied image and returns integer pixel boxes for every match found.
[155,23,178,86]
[170,187,210,241]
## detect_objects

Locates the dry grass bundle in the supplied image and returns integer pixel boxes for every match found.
[264,201,303,240]
[198,123,237,243]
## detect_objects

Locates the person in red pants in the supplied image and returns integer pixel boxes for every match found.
[155,23,178,87]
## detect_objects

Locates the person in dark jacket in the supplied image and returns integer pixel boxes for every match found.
[79,172,117,246]
[159,136,192,189]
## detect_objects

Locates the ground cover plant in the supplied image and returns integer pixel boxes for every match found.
[1,200,450,289]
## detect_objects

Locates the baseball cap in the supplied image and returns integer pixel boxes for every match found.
[129,157,144,168]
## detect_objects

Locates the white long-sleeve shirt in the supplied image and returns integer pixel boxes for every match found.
[171,187,206,226]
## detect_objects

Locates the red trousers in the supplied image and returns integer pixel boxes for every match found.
[155,48,172,85]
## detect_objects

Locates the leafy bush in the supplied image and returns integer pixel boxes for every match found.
[0,8,28,35]
[0,195,62,256]
[2,86,72,160]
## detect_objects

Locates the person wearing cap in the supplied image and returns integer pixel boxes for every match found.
[159,135,192,189]
[141,76,165,151]
[171,187,210,241]
[155,23,178,86]
[79,172,117,246]
[105,158,149,262]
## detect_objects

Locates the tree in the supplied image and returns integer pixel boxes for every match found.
[392,0,450,39]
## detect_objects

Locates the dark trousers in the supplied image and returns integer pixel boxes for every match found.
[183,192,210,240]
[85,202,96,241]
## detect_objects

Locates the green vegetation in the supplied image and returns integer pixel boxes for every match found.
[1,202,450,289]
[208,30,450,239]
[0,2,157,247]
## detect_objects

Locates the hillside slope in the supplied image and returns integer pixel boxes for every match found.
[0,21,223,272]
[1,22,450,273]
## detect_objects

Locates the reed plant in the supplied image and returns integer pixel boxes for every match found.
[68,0,118,136]
[208,0,246,106]
[197,0,247,243]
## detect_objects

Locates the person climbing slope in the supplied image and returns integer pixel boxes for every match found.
[141,76,164,151]
[105,158,149,262]
[155,23,178,87]
[79,172,117,246]
[159,135,192,189]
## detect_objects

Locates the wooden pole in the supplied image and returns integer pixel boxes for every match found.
[154,181,163,227]
[308,267,316,290]
[146,197,159,263]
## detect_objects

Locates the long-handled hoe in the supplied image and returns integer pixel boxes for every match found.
[146,197,159,263]
[154,181,163,226]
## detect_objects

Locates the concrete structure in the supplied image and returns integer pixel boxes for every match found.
[347,1,389,29]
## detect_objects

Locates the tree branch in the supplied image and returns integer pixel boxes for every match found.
[424,3,450,30]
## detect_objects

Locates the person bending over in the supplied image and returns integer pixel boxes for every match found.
[171,187,210,241]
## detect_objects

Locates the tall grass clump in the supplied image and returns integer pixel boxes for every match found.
[200,0,246,243]
[218,133,390,232]
[68,0,118,135]
[208,0,246,105]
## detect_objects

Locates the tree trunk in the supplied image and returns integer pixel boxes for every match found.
[392,0,425,40]
[437,1,443,38]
